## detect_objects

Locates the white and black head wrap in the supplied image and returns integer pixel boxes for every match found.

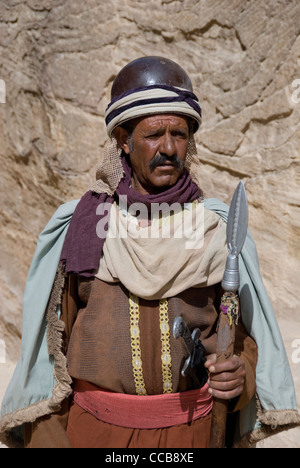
[105,56,202,137]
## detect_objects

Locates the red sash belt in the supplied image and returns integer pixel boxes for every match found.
[73,380,213,429]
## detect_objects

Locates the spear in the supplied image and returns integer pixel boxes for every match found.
[209,181,248,448]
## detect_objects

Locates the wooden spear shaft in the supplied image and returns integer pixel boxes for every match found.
[209,293,239,448]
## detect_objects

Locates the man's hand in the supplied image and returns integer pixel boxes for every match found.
[204,354,246,400]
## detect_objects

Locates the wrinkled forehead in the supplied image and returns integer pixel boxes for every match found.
[131,113,190,132]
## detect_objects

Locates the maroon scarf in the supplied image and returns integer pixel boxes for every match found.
[60,156,200,277]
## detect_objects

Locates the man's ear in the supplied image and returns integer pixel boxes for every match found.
[114,127,131,154]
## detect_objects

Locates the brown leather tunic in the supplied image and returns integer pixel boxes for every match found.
[64,275,257,406]
[25,275,258,448]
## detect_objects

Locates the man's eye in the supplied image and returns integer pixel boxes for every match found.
[146,134,160,139]
[173,131,188,139]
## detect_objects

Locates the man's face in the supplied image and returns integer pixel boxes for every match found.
[116,114,190,195]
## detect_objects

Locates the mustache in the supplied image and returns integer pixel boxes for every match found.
[149,153,184,173]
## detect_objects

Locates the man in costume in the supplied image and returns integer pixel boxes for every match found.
[1,57,299,448]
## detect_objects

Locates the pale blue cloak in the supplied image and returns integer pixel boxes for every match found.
[1,198,299,447]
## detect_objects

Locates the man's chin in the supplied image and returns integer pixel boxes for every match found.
[149,171,182,191]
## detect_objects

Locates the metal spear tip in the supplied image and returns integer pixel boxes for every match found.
[226,181,248,257]
[222,181,249,293]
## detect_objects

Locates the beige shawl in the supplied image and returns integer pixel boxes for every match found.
[95,200,228,300]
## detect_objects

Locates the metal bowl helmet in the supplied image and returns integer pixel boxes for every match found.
[105,56,202,137]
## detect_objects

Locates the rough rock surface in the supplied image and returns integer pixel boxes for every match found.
[0,0,299,439]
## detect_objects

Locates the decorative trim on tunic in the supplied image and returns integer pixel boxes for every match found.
[129,293,173,396]
[129,293,147,396]
[159,299,173,394]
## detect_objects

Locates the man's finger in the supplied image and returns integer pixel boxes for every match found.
[209,370,243,382]
[208,355,241,374]
[208,376,243,391]
[208,385,244,400]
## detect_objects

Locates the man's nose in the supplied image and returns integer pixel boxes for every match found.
[159,132,176,157]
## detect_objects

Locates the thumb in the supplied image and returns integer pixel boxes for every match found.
[204,353,217,370]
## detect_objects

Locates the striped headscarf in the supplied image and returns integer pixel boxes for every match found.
[105,84,202,137]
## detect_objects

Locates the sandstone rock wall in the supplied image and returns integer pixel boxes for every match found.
[0,0,299,361]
